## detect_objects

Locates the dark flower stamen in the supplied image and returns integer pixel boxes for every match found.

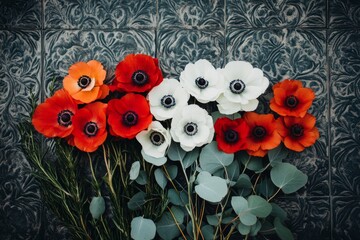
[57,110,73,127]
[230,79,246,94]
[184,122,198,136]
[78,75,91,88]
[132,70,149,86]
[84,122,98,137]
[224,129,239,143]
[123,111,138,126]
[195,77,209,89]
[252,126,266,139]
[161,95,176,108]
[150,131,165,146]
[290,124,304,138]
[285,95,299,108]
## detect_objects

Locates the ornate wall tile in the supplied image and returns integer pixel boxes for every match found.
[275,197,331,240]
[0,0,41,29]
[227,0,326,28]
[44,30,155,96]
[157,29,224,77]
[333,197,360,240]
[329,30,360,196]
[44,0,156,29]
[159,0,224,29]
[227,28,328,196]
[329,0,360,28]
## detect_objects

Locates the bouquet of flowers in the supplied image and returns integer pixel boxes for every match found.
[21,53,319,240]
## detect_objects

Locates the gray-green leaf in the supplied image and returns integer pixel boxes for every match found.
[199,141,234,174]
[270,163,308,194]
[274,217,294,240]
[89,196,105,219]
[130,161,140,180]
[195,171,228,203]
[154,168,167,190]
[128,191,146,210]
[131,216,156,240]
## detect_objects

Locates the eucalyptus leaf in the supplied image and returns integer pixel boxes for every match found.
[226,160,240,182]
[135,171,147,185]
[206,215,220,226]
[170,206,185,224]
[201,225,214,240]
[231,196,257,226]
[89,196,105,219]
[154,168,167,190]
[131,216,156,240]
[270,163,308,194]
[130,161,141,180]
[268,144,289,167]
[141,150,167,166]
[249,220,262,236]
[167,165,178,180]
[237,223,251,235]
[211,111,222,123]
[128,191,146,210]
[156,212,182,240]
[235,174,252,189]
[167,142,186,161]
[199,141,234,174]
[168,189,188,206]
[274,217,294,240]
[247,195,272,218]
[256,177,275,198]
[271,203,287,223]
[237,151,264,171]
[183,147,200,168]
[195,171,228,203]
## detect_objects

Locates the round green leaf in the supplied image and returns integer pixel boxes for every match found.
[231,196,248,214]
[268,144,289,167]
[131,216,156,240]
[183,147,200,169]
[156,212,182,240]
[256,177,275,198]
[141,150,167,166]
[249,220,262,236]
[130,161,141,180]
[154,168,167,190]
[135,171,147,185]
[270,163,308,194]
[274,217,294,240]
[271,203,288,223]
[237,151,264,171]
[247,195,272,218]
[226,160,240,182]
[201,225,214,240]
[199,141,234,174]
[167,189,188,206]
[128,191,146,210]
[195,171,228,203]
[237,223,251,235]
[167,142,186,161]
[89,196,105,219]
[167,165,178,180]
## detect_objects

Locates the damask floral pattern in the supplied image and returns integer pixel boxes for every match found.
[0,0,359,239]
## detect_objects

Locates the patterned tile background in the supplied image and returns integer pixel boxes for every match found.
[0,0,359,239]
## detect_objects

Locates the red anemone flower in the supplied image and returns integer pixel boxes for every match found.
[72,102,108,152]
[214,117,250,153]
[243,112,282,157]
[63,60,109,104]
[32,89,78,138]
[270,79,315,117]
[107,93,152,139]
[277,114,319,152]
[112,54,163,93]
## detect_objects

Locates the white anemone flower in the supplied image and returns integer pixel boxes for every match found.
[170,104,214,152]
[136,121,171,162]
[180,59,224,103]
[216,61,269,114]
[148,78,190,121]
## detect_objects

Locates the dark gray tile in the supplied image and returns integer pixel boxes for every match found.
[157,29,224,77]
[227,0,326,28]
[333,197,360,240]
[44,0,156,29]
[329,0,360,28]
[329,30,360,196]
[159,0,224,29]
[0,0,41,29]
[44,29,155,96]
[275,197,331,240]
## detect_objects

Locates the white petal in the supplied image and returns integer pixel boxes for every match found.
[240,86,263,99]
[223,61,253,83]
[241,99,259,112]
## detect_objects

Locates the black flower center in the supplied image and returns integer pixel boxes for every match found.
[224,129,239,143]
[150,131,165,146]
[123,111,138,126]
[132,70,149,86]
[57,110,73,127]
[229,79,246,94]
[161,95,176,108]
[184,122,198,136]
[78,75,91,88]
[285,95,299,108]
[195,77,209,89]
[84,122,98,137]
[290,124,304,138]
[252,126,267,139]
